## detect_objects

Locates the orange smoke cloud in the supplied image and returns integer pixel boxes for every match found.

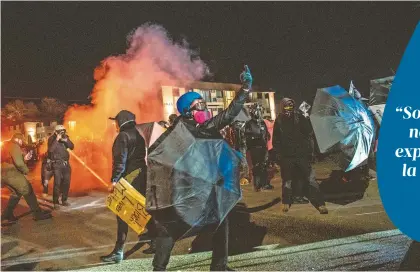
[60,23,209,194]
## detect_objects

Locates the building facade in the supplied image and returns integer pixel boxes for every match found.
[161,81,276,122]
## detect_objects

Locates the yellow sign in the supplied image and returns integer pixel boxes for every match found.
[106,178,151,234]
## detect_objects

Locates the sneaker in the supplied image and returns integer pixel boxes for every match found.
[54,203,61,210]
[2,214,18,223]
[293,196,309,204]
[33,211,53,221]
[318,205,328,214]
[282,204,290,213]
[240,178,250,185]
[262,185,274,191]
[100,250,124,263]
[61,201,71,207]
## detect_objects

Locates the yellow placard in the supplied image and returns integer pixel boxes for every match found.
[106,178,151,234]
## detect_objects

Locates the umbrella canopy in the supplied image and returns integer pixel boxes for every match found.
[310,86,375,172]
[233,107,252,123]
[145,121,243,239]
[369,76,393,106]
[368,76,393,125]
[136,122,166,148]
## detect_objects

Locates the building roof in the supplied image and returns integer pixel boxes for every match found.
[164,81,275,93]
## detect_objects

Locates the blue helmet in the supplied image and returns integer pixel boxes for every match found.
[176,91,203,116]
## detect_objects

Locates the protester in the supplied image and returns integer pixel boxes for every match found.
[149,65,253,271]
[264,117,276,168]
[245,104,271,191]
[40,152,54,198]
[47,125,74,209]
[1,133,52,222]
[168,114,178,127]
[273,98,328,214]
[232,120,250,185]
[100,110,157,263]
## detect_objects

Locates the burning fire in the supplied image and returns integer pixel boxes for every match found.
[42,23,209,194]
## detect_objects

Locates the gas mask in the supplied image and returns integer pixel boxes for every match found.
[56,129,68,139]
[190,101,212,124]
[251,104,264,120]
[283,104,295,118]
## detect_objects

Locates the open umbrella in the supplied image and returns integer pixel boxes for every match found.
[135,122,166,148]
[145,121,244,239]
[368,76,394,125]
[310,85,375,172]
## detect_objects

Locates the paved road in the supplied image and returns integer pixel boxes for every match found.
[2,165,413,271]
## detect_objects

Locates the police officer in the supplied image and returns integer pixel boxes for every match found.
[100,110,157,263]
[1,133,52,222]
[48,125,74,209]
[245,104,271,191]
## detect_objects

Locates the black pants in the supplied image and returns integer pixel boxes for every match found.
[52,162,71,204]
[279,157,325,208]
[249,147,268,190]
[152,218,229,271]
[115,169,157,246]
[291,166,305,197]
[41,162,53,194]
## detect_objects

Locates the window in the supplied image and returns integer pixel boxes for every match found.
[257,93,263,99]
[265,93,270,99]
[172,88,180,97]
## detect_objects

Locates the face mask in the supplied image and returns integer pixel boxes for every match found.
[193,110,212,124]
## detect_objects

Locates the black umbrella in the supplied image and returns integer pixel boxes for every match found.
[136,122,166,148]
[145,121,244,239]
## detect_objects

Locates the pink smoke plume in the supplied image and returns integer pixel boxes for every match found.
[53,23,209,194]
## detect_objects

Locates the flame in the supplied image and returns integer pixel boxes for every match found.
[38,23,209,195]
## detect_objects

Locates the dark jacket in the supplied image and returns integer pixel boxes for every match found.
[47,134,74,162]
[273,98,313,160]
[154,88,250,145]
[1,141,30,174]
[244,118,270,149]
[111,119,146,184]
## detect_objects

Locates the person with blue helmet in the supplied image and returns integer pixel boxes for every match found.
[151,65,253,271]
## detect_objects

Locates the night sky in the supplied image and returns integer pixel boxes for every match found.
[2,2,419,105]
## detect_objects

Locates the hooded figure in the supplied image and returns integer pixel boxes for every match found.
[245,104,271,191]
[168,114,178,127]
[273,98,328,214]
[1,133,52,222]
[100,110,157,263]
[149,65,253,271]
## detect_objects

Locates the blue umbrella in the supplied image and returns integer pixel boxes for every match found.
[310,85,375,172]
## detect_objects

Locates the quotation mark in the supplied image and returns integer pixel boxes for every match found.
[396,107,403,112]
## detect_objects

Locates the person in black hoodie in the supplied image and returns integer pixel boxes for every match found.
[273,98,328,214]
[100,110,157,263]
[149,65,253,271]
[245,103,271,191]
[48,125,74,209]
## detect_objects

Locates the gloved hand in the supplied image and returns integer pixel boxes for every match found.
[240,65,253,91]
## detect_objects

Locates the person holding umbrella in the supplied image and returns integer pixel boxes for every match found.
[148,65,253,271]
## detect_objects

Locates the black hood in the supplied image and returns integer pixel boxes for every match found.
[109,110,136,128]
